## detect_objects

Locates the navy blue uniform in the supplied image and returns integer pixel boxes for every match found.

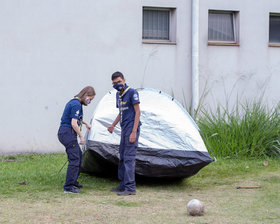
[57,99,83,191]
[116,85,141,192]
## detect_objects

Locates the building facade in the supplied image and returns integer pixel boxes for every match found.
[0,0,279,154]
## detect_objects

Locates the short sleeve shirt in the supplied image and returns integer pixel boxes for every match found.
[116,85,141,129]
[60,99,83,128]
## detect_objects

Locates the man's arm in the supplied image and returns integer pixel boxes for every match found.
[71,118,85,145]
[129,103,140,143]
[108,114,121,133]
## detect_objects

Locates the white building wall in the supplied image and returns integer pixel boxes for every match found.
[199,0,280,110]
[0,0,191,154]
[0,0,279,154]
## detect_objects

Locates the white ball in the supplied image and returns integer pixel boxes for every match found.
[187,199,205,216]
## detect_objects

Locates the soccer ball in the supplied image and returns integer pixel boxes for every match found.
[187,199,205,216]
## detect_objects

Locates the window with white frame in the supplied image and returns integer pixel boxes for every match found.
[269,13,280,44]
[208,10,239,45]
[142,7,176,43]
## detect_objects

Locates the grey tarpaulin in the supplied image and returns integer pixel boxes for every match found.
[81,88,213,178]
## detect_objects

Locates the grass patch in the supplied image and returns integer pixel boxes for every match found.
[1,154,279,196]
[198,101,280,158]
[0,153,279,223]
[113,200,142,207]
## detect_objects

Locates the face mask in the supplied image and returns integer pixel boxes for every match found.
[113,83,124,91]
[85,97,91,104]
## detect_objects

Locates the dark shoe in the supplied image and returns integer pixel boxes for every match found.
[73,182,83,188]
[110,186,125,192]
[117,190,136,196]
[64,188,81,193]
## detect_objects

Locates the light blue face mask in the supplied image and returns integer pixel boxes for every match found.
[85,97,91,104]
[113,83,125,91]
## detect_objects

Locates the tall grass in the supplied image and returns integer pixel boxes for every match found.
[197,101,280,158]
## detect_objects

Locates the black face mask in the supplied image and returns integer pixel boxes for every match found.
[113,83,124,91]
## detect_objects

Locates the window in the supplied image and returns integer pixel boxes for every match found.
[269,14,280,45]
[142,7,176,43]
[208,10,239,45]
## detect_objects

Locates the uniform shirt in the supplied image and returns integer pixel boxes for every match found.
[60,99,83,128]
[116,85,141,130]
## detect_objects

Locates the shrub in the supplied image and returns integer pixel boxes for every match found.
[197,101,280,158]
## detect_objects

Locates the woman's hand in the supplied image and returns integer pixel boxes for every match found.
[129,132,136,144]
[85,123,91,130]
[82,121,91,130]
[79,136,85,145]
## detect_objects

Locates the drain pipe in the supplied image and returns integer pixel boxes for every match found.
[191,0,199,117]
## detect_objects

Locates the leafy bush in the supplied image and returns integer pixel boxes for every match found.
[197,101,280,158]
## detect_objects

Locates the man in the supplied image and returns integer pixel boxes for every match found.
[107,71,141,196]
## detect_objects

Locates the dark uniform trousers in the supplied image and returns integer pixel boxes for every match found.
[118,126,140,192]
[57,126,82,191]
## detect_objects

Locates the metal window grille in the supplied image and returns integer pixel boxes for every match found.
[143,9,170,40]
[269,15,280,43]
[208,12,235,42]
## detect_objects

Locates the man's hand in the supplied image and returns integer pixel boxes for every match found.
[107,125,115,133]
[79,136,85,145]
[129,132,137,144]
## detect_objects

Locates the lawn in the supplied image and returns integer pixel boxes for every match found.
[0,153,279,224]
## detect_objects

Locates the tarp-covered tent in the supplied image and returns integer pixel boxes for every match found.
[81,88,213,178]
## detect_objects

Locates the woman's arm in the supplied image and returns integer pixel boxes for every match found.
[82,120,91,130]
[71,118,85,145]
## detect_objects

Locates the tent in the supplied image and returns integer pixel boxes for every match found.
[81,88,214,178]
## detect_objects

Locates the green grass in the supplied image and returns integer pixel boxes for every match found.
[0,154,280,197]
[0,153,279,195]
[0,153,117,197]
[0,153,279,224]
[197,101,280,158]
[112,200,142,207]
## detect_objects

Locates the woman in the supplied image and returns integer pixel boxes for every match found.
[58,86,96,193]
